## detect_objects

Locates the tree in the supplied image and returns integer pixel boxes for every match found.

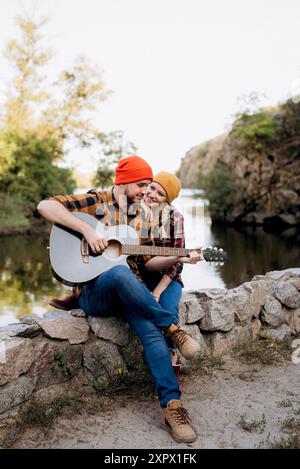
[45,55,111,145]
[0,13,111,224]
[0,129,75,211]
[2,15,51,130]
[92,130,137,188]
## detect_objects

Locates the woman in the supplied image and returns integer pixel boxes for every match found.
[137,172,199,379]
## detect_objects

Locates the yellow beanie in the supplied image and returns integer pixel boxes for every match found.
[153,172,181,203]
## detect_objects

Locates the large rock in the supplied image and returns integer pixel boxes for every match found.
[282,307,300,335]
[0,338,34,386]
[203,321,261,357]
[195,290,235,332]
[119,332,145,371]
[260,296,286,327]
[273,281,300,309]
[251,318,262,338]
[83,339,127,378]
[259,324,291,342]
[0,376,34,414]
[28,337,83,390]
[247,278,275,318]
[227,284,252,323]
[203,332,230,356]
[0,323,41,339]
[31,311,90,345]
[266,269,300,280]
[88,316,130,346]
[179,292,205,324]
[178,134,227,187]
[288,277,300,291]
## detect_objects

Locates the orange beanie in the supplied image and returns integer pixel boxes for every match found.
[114,155,153,184]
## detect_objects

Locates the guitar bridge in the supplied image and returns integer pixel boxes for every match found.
[81,237,89,263]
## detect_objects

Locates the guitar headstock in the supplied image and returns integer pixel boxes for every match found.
[203,246,227,264]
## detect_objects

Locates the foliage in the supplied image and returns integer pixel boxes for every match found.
[0,13,111,226]
[233,335,293,365]
[231,111,279,151]
[2,15,51,130]
[45,56,111,144]
[92,130,137,188]
[52,352,70,375]
[0,129,75,210]
[92,375,109,393]
[0,192,29,228]
[200,163,239,223]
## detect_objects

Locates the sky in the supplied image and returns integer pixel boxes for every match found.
[1,0,300,175]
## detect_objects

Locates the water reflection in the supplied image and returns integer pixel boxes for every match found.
[211,224,300,288]
[1,193,299,325]
[0,235,68,326]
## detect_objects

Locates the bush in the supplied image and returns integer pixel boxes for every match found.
[200,163,239,222]
[0,129,75,212]
[0,192,29,228]
[231,111,279,150]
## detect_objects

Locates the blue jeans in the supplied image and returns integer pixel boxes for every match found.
[78,265,182,406]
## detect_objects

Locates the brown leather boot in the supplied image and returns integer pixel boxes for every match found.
[161,399,197,443]
[166,325,200,360]
[49,292,79,311]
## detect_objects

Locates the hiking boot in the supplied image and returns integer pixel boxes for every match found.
[49,293,79,311]
[166,325,200,360]
[161,399,197,443]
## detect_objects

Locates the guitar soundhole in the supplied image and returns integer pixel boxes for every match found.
[105,240,122,259]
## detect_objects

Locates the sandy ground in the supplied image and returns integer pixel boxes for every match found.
[11,356,300,450]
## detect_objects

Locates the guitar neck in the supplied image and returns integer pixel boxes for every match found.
[122,244,193,257]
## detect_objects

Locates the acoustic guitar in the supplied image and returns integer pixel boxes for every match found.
[49,212,226,285]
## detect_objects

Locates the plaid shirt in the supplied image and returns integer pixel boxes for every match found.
[48,188,184,286]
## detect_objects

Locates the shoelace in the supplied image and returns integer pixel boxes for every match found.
[170,406,191,426]
[173,329,189,348]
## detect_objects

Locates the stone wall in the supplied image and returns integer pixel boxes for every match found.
[1,269,300,425]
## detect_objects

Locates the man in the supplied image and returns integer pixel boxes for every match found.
[37,155,202,443]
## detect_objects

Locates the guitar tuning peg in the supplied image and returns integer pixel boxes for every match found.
[219,248,223,252]
[213,247,218,251]
[220,262,224,266]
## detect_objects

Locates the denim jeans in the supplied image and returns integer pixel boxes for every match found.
[78,265,182,406]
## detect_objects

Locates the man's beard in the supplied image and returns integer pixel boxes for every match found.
[124,187,141,205]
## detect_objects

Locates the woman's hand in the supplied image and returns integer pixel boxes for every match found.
[152,290,161,302]
[179,248,204,264]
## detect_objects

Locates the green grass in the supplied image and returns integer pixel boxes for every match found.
[19,398,81,428]
[184,354,225,375]
[233,336,295,366]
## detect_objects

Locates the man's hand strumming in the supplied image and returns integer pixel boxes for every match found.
[82,225,108,254]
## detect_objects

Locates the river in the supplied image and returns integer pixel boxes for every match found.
[0,189,299,326]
